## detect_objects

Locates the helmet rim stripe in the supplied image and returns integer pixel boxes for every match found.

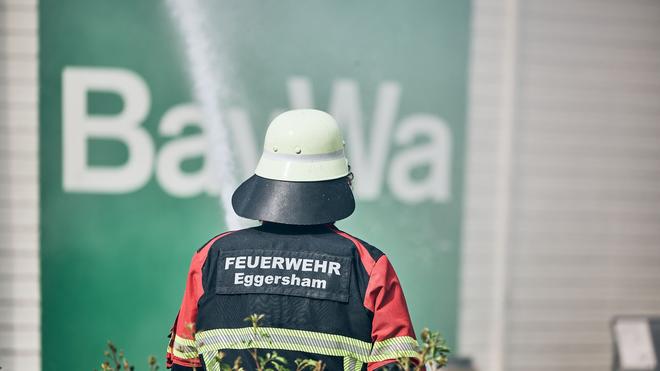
[261,147,346,163]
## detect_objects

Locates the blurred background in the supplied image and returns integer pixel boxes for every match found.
[1,0,660,370]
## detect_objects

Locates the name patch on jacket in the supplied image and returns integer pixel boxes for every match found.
[216,249,352,302]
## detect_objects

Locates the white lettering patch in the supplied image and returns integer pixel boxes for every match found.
[216,249,352,302]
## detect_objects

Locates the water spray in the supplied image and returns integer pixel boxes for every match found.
[165,0,246,230]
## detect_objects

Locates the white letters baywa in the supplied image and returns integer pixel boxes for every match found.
[63,67,153,193]
[62,67,452,203]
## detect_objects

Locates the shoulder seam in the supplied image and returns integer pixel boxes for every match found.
[196,231,233,253]
[329,227,378,275]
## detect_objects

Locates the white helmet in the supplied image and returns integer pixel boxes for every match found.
[232,109,355,225]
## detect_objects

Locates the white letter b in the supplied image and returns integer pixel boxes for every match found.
[63,67,154,193]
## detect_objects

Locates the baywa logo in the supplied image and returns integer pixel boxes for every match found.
[60,67,454,204]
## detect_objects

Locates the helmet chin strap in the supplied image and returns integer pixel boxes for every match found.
[347,165,354,188]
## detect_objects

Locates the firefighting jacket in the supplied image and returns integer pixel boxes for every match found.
[166,223,421,371]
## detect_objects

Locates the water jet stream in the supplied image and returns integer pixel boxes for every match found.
[165,0,246,230]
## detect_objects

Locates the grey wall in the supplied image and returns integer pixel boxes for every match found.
[0,0,40,370]
[460,0,660,370]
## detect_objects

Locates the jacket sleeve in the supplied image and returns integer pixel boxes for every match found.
[167,234,228,369]
[364,255,423,371]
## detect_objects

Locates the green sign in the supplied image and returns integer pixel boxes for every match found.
[40,1,470,369]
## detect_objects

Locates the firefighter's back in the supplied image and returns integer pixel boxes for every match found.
[196,223,382,371]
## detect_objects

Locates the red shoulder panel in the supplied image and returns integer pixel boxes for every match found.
[364,255,416,337]
[330,227,376,273]
[167,232,232,368]
[364,255,419,371]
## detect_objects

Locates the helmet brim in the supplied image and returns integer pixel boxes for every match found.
[231,175,355,225]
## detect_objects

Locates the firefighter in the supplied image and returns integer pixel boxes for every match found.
[167,109,422,371]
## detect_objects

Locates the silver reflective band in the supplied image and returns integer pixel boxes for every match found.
[343,356,363,371]
[196,327,420,371]
[170,335,199,359]
[197,326,371,358]
[261,148,346,163]
[369,336,419,361]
